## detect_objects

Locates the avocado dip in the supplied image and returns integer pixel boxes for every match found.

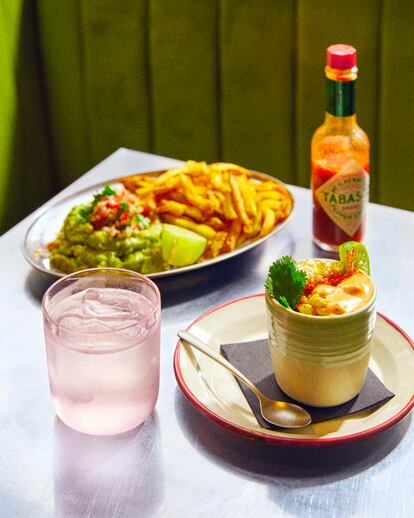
[48,184,167,274]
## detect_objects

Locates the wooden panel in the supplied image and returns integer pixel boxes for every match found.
[0,1,21,228]
[296,0,381,203]
[149,0,218,162]
[379,1,414,210]
[37,0,92,185]
[81,0,151,166]
[0,0,54,232]
[220,0,295,183]
[3,0,411,232]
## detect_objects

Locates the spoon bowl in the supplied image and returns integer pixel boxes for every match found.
[178,330,312,429]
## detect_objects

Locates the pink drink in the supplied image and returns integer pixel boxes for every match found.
[42,269,161,435]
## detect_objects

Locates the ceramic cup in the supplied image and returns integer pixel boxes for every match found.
[265,265,377,407]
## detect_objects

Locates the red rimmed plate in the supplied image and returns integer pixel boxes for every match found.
[174,294,414,447]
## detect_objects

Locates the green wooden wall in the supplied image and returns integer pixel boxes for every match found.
[1,0,413,233]
[0,0,55,232]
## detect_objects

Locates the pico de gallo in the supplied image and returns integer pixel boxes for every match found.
[47,184,166,274]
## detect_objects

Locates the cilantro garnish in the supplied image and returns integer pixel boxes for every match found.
[79,205,93,219]
[120,201,129,211]
[102,184,116,196]
[93,184,116,205]
[119,200,130,213]
[265,256,307,310]
[278,296,290,309]
[78,184,118,222]
[135,213,150,228]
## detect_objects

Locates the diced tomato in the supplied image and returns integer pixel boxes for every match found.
[141,206,151,217]
[119,211,129,226]
[89,190,143,229]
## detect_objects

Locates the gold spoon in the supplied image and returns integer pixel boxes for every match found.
[178,330,312,429]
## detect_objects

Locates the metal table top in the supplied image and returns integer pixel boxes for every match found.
[1,148,413,518]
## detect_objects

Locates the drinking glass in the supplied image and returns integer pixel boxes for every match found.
[42,268,161,435]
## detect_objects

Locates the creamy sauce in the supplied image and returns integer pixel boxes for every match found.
[313,272,374,315]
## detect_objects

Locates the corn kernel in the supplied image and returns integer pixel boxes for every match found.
[298,304,313,315]
[308,294,328,308]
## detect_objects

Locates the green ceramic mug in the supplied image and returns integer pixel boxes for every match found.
[265,264,377,407]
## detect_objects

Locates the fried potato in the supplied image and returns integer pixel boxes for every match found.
[259,208,276,238]
[256,191,285,201]
[204,231,228,259]
[230,175,249,226]
[211,162,251,176]
[168,191,187,204]
[222,219,242,253]
[121,160,292,262]
[210,168,231,192]
[206,216,226,230]
[162,215,217,240]
[223,192,238,220]
[158,200,186,216]
[243,204,263,237]
[184,205,205,222]
[180,174,214,213]
[260,199,283,211]
[155,169,181,184]
[240,181,257,217]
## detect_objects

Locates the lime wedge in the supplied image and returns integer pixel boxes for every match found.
[161,224,207,267]
[339,241,370,275]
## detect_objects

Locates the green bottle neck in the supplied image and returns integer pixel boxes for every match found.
[326,78,356,117]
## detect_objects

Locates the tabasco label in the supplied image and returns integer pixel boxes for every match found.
[315,160,369,237]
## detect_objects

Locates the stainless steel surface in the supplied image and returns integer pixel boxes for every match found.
[177,330,312,429]
[23,168,294,279]
[0,148,413,517]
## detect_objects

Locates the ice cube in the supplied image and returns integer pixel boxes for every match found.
[57,314,124,333]
[81,288,137,319]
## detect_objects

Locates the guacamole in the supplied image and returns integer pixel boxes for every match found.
[48,185,168,274]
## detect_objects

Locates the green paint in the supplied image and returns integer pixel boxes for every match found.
[326,79,356,117]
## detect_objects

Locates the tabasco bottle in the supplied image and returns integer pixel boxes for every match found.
[311,44,369,251]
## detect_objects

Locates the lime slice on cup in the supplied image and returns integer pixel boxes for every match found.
[339,241,370,275]
[161,224,207,267]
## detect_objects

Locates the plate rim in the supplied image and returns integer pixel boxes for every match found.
[22,169,294,279]
[173,293,414,448]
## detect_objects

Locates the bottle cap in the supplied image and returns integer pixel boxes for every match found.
[327,44,357,70]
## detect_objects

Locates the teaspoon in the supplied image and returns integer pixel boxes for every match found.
[178,330,312,429]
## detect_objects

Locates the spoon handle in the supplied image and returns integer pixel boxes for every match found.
[178,330,264,399]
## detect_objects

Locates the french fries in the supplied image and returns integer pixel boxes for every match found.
[121,161,292,261]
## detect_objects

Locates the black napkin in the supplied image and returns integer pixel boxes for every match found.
[221,338,394,427]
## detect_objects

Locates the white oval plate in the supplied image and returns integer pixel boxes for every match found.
[23,170,294,279]
[174,294,414,447]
